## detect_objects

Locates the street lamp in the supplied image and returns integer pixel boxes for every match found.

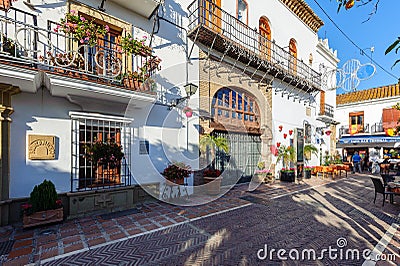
[168,83,198,109]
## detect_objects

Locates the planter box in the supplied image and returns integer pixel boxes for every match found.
[204,176,222,195]
[23,207,63,228]
[280,171,295,182]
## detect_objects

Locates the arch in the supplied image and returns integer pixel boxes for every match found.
[211,87,260,134]
[289,38,297,74]
[237,0,249,25]
[259,16,272,61]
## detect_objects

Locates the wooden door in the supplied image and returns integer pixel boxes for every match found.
[203,0,222,33]
[259,17,271,61]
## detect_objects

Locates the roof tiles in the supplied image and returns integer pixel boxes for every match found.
[337,84,400,105]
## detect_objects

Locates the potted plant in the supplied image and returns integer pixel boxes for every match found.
[199,134,229,193]
[120,33,152,56]
[183,106,193,118]
[22,180,63,228]
[276,145,296,182]
[303,144,318,178]
[55,10,109,46]
[161,162,191,185]
[85,139,124,184]
[0,0,14,11]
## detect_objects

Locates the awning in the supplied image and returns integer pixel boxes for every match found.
[337,135,400,149]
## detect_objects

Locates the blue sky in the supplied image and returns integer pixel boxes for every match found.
[305,0,400,94]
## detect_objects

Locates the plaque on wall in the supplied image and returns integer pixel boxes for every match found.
[28,135,56,160]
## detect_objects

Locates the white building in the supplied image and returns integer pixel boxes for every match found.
[336,84,400,162]
[0,0,339,225]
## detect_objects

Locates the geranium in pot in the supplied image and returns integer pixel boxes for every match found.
[161,162,191,185]
[22,180,63,228]
[183,106,193,118]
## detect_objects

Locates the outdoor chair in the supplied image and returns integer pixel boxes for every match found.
[380,174,395,187]
[370,177,394,206]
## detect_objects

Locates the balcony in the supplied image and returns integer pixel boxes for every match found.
[338,124,370,138]
[109,0,163,18]
[317,104,338,125]
[187,0,321,92]
[371,123,384,134]
[0,8,159,102]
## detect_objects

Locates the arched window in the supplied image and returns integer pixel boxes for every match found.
[211,88,260,132]
[259,17,271,60]
[289,38,297,74]
[237,0,248,25]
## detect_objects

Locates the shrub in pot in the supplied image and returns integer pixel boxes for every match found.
[22,179,63,228]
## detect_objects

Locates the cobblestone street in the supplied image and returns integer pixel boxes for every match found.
[1,173,400,265]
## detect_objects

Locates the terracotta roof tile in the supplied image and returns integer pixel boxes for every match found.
[337,83,400,105]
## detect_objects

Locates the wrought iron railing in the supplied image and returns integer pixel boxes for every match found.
[371,122,384,133]
[319,103,334,118]
[0,8,158,91]
[187,0,321,89]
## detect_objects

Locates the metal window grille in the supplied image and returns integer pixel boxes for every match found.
[71,113,133,192]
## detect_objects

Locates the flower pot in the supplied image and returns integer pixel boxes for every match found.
[185,111,193,118]
[280,171,295,182]
[0,0,11,11]
[203,176,222,195]
[304,170,311,179]
[23,207,63,228]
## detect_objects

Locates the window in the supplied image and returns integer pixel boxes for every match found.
[203,0,222,32]
[237,0,248,24]
[211,88,260,129]
[259,17,271,60]
[71,113,133,191]
[349,111,364,134]
[289,38,297,74]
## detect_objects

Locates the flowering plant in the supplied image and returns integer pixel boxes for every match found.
[85,140,124,168]
[203,169,221,177]
[55,10,109,46]
[120,33,152,56]
[255,169,272,175]
[162,162,191,182]
[280,168,295,173]
[304,166,314,171]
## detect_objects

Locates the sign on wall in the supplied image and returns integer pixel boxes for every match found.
[28,135,56,160]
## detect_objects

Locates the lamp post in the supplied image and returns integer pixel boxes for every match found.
[183,83,198,150]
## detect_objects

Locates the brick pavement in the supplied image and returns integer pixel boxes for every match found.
[0,173,399,265]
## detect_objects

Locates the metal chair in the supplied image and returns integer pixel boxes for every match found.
[370,177,394,206]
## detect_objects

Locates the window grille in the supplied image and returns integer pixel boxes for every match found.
[70,112,133,191]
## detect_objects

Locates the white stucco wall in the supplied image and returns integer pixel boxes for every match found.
[336,97,400,131]
[10,90,80,198]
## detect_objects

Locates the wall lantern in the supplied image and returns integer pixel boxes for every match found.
[168,83,198,110]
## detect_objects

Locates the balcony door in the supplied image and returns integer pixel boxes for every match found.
[202,0,222,33]
[289,38,297,75]
[349,111,364,134]
[259,17,271,61]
